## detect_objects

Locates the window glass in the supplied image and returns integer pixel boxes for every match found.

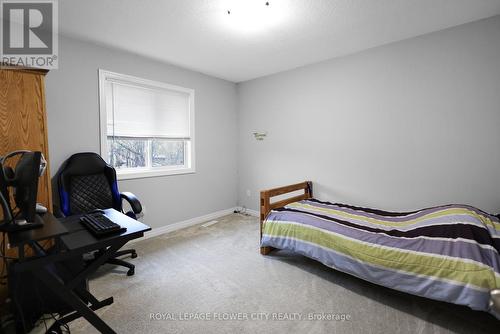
[108,137,147,169]
[152,139,185,167]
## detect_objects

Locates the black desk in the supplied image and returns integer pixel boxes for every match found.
[8,209,151,333]
[8,214,68,259]
[61,209,150,252]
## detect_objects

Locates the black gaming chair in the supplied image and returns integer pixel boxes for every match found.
[57,152,143,276]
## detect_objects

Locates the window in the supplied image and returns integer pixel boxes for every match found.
[99,70,195,179]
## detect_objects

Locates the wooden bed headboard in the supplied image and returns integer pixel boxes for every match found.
[259,181,312,254]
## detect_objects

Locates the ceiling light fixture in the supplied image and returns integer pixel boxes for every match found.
[227,1,270,15]
[223,0,286,34]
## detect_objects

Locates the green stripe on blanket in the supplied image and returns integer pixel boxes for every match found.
[263,221,500,290]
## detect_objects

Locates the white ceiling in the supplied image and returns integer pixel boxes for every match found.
[59,0,500,82]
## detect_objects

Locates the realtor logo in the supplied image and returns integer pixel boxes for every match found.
[1,0,58,69]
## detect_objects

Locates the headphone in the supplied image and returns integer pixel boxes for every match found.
[0,190,13,223]
[0,150,47,183]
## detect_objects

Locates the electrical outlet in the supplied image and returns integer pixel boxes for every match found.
[246,189,251,197]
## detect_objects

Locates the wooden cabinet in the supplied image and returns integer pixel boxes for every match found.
[0,67,52,210]
[0,67,52,307]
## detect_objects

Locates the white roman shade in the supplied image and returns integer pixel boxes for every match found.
[99,70,196,179]
[106,80,191,138]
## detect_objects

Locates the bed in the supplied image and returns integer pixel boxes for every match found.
[259,181,500,319]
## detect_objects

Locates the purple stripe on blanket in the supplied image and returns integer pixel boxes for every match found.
[286,203,497,234]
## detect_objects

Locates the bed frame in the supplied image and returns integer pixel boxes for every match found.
[258,181,500,318]
[260,181,313,255]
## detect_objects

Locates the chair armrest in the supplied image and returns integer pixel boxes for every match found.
[120,192,142,214]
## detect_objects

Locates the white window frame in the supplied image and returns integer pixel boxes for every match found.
[98,69,195,180]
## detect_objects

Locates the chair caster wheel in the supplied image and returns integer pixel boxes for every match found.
[127,269,135,276]
[131,252,138,259]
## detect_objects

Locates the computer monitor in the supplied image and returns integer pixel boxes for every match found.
[12,151,41,223]
[0,151,43,231]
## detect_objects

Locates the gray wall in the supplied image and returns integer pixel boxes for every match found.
[46,36,238,228]
[46,16,500,225]
[237,16,500,213]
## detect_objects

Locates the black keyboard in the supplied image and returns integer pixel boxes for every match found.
[80,212,126,236]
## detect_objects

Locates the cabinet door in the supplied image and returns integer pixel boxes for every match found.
[0,68,53,308]
[0,69,52,212]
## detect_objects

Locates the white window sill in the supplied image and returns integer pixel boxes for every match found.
[116,168,195,180]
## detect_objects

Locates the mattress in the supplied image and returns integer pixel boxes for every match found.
[261,199,500,318]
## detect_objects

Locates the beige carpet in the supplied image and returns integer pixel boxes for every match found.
[70,214,498,334]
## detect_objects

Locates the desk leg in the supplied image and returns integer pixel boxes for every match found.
[57,290,114,326]
[67,241,126,290]
[37,268,117,334]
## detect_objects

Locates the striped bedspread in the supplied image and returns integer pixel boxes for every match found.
[261,199,500,317]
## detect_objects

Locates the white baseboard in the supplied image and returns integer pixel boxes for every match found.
[129,207,237,243]
[246,209,259,217]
